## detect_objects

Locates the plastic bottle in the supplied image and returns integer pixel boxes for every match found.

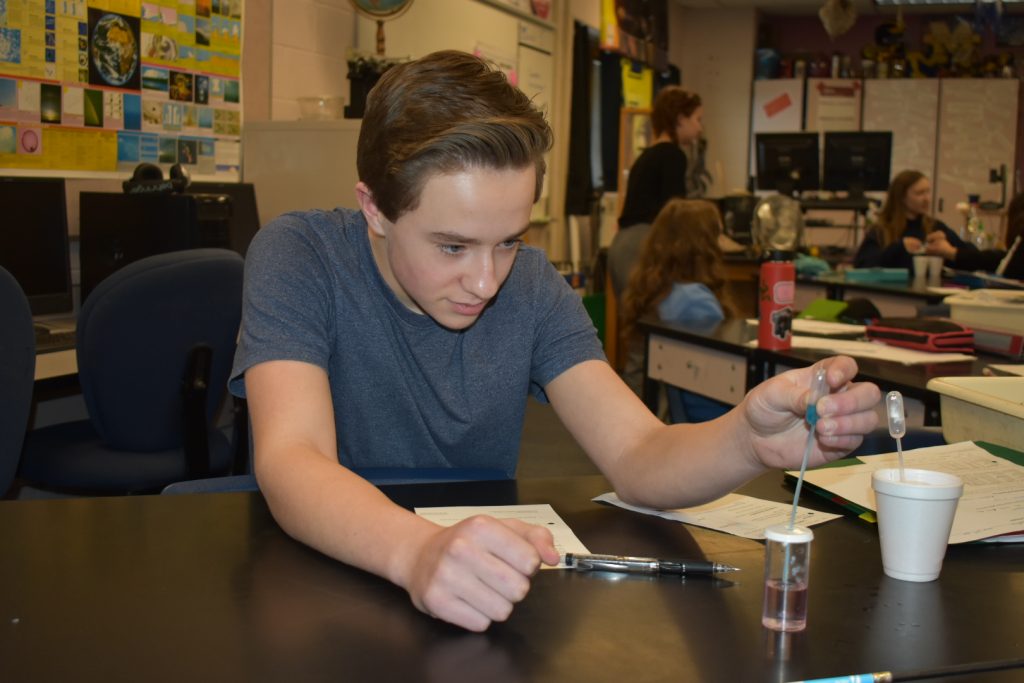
[965,194,989,249]
[758,250,795,350]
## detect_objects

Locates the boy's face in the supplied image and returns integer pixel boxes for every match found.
[362,166,536,330]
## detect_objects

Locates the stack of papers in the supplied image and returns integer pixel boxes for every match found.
[745,334,976,364]
[790,442,1024,544]
[592,492,840,540]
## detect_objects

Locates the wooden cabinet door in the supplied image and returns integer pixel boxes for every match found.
[934,79,1019,228]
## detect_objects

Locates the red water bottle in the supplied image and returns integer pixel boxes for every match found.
[758,250,795,350]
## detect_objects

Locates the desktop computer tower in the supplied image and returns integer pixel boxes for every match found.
[186,182,261,256]
[78,192,232,303]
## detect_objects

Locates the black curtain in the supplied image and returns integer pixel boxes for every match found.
[564,21,600,217]
[565,20,682,206]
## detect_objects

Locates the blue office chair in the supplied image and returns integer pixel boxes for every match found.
[0,267,35,498]
[19,249,244,495]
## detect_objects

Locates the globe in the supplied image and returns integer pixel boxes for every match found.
[91,14,138,87]
[349,0,413,55]
[351,0,412,16]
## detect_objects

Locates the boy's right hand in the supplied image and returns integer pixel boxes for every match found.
[401,516,560,631]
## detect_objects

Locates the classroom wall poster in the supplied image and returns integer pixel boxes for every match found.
[0,0,242,177]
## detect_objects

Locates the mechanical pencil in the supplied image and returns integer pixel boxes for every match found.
[562,553,740,576]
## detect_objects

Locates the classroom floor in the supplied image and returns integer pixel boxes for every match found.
[517,397,600,478]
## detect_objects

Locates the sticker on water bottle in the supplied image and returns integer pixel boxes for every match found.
[773,280,795,304]
[770,306,793,341]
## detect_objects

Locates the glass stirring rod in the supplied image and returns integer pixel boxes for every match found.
[886,391,907,481]
[789,365,830,530]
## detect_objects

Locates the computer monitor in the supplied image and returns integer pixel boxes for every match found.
[186,181,261,256]
[755,133,820,197]
[823,131,893,198]
[78,192,201,303]
[0,177,73,316]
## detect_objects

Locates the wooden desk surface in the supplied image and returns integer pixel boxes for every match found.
[2,475,1022,682]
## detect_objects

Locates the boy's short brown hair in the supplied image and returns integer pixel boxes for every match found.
[357,50,552,222]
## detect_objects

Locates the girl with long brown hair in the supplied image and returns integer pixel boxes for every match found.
[621,198,735,423]
[854,169,977,269]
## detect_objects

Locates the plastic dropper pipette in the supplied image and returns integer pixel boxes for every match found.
[789,365,830,530]
[886,391,907,481]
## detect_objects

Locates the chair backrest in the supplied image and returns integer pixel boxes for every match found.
[77,248,243,452]
[0,267,35,496]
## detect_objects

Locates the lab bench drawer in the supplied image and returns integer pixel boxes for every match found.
[647,336,747,405]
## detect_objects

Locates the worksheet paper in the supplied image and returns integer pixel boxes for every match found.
[792,442,1024,544]
[988,364,1024,377]
[744,335,976,364]
[591,493,841,540]
[415,504,590,568]
[745,318,866,336]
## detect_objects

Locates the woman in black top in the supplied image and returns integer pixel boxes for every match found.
[610,87,704,296]
[618,87,704,229]
[926,192,1024,280]
[854,169,978,270]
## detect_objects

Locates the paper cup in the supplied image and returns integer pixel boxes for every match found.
[871,468,963,582]
[926,256,943,286]
[912,254,929,283]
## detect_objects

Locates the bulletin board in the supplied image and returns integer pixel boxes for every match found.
[0,0,243,178]
[805,78,862,132]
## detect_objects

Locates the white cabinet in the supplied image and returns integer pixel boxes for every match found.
[242,120,362,225]
[862,79,939,185]
[749,78,805,178]
[647,336,747,406]
[862,78,1018,229]
[933,79,1018,228]
[805,78,862,132]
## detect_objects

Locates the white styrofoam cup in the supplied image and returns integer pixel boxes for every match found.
[871,468,963,582]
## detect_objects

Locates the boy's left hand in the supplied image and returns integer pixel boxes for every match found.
[741,356,880,471]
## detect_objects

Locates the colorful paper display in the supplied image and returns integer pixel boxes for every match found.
[0,0,241,177]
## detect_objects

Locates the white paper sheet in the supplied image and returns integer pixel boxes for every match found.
[793,442,1024,544]
[745,335,976,364]
[745,318,866,335]
[988,364,1024,377]
[415,504,590,568]
[592,492,841,540]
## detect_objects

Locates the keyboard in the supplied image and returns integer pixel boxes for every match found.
[34,324,77,353]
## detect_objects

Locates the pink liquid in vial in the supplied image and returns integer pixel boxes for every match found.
[761,578,808,632]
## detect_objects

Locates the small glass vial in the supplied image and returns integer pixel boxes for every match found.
[762,524,813,632]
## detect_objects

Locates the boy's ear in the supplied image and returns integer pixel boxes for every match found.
[356,181,386,237]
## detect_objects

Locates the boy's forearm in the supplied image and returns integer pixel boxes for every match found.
[255,446,435,589]
[608,407,764,510]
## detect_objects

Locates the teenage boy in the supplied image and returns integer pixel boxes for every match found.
[230,50,881,632]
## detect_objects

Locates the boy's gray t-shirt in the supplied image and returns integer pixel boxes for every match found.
[229,208,605,477]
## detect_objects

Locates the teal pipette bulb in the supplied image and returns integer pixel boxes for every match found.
[886,391,906,480]
[789,365,830,530]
